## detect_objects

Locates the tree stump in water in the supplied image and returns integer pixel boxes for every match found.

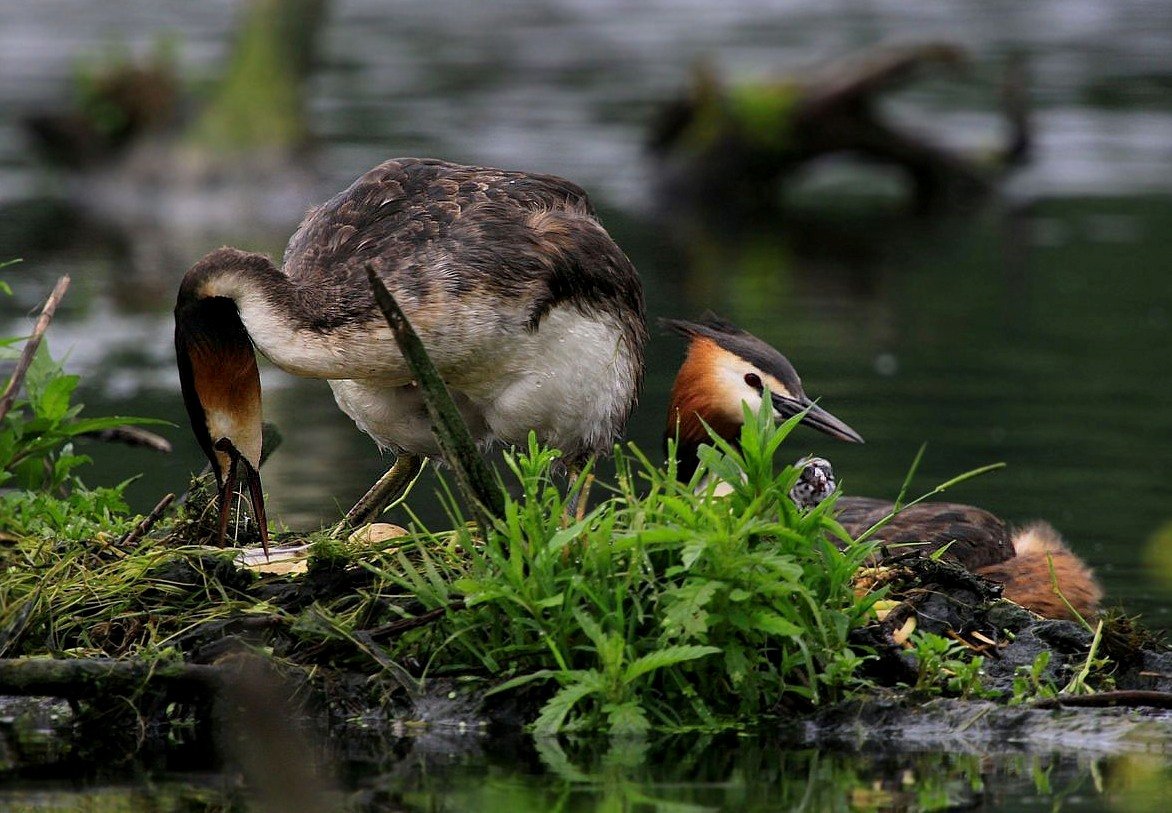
[649,43,1030,212]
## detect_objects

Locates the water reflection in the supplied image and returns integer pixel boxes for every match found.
[2,735,1167,812]
[345,734,1169,813]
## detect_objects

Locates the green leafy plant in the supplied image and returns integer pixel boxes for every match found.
[0,259,14,294]
[907,632,991,699]
[1,267,164,493]
[0,345,161,493]
[369,400,881,733]
[1009,650,1058,705]
[1061,619,1113,696]
[1,267,165,540]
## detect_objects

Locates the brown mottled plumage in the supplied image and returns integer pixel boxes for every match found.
[833,497,1015,570]
[176,158,647,546]
[664,316,1103,621]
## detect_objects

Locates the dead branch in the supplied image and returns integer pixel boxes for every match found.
[1031,690,1172,710]
[0,275,71,423]
[118,492,176,547]
[81,425,173,453]
[366,267,505,525]
[363,601,464,642]
[0,656,224,700]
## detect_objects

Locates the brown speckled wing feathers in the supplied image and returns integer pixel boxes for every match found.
[274,158,636,337]
[835,496,1016,570]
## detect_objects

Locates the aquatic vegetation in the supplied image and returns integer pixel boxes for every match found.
[905,632,993,700]
[0,401,884,736]
[372,403,881,733]
[0,386,1153,741]
[1009,651,1058,706]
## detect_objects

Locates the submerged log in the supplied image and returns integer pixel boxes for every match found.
[0,657,224,700]
[650,43,1030,212]
[1032,690,1172,710]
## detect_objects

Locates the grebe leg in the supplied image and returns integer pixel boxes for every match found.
[342,453,426,529]
[563,459,599,522]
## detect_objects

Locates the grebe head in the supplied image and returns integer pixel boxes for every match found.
[663,315,862,476]
[175,248,270,548]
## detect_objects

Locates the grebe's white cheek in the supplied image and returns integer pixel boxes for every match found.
[738,387,765,416]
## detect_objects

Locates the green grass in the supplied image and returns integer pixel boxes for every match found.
[0,534,258,660]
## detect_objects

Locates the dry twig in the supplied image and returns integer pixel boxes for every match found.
[0,274,71,423]
[81,425,173,453]
[118,492,176,547]
[1032,690,1172,710]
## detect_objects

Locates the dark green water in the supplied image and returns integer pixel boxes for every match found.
[1,0,1171,808]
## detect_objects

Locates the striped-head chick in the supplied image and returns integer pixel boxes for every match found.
[174,249,270,550]
[663,315,863,481]
[789,456,837,510]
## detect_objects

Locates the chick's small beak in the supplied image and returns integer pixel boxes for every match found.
[212,438,270,552]
[771,393,865,444]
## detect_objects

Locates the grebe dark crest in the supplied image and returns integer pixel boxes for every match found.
[664,315,1102,621]
[176,158,647,547]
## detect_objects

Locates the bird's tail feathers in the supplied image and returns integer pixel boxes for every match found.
[1010,520,1070,557]
[975,521,1103,621]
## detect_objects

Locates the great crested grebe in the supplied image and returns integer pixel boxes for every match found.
[664,315,1102,621]
[176,158,647,547]
[662,316,865,482]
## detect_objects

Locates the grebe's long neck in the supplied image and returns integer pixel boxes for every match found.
[175,291,264,478]
[180,247,397,382]
[665,337,742,482]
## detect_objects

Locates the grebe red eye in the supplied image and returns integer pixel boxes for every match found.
[744,372,763,391]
